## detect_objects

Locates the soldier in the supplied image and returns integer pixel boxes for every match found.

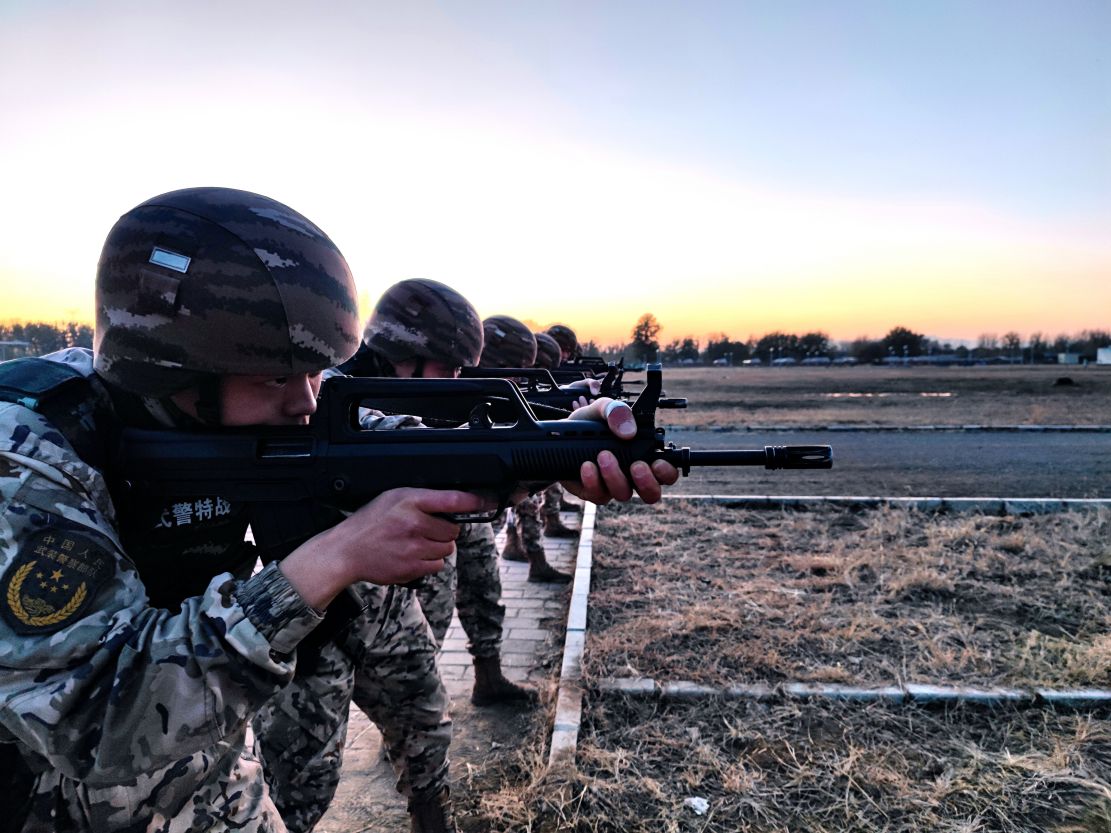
[547,323,579,364]
[532,330,584,530]
[335,289,542,705]
[481,317,575,581]
[533,331,563,372]
[0,188,484,833]
[0,189,678,833]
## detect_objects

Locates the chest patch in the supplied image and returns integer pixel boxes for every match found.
[2,528,113,634]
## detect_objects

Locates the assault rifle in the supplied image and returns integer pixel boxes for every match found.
[114,365,831,553]
[459,365,686,414]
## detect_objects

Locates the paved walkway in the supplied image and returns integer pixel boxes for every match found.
[315,513,580,833]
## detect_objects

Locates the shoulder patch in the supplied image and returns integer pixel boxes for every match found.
[2,528,114,634]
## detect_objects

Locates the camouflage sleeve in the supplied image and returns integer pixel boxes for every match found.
[357,406,426,430]
[0,402,323,784]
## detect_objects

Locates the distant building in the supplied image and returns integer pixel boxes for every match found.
[1058,352,1081,365]
[0,340,31,361]
[1097,347,1111,365]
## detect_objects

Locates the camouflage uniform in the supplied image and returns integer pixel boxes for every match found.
[0,349,321,832]
[253,582,449,833]
[533,333,579,528]
[255,409,454,833]
[417,523,503,658]
[512,494,545,555]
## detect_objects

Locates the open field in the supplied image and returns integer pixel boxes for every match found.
[450,502,1111,832]
[651,365,1111,428]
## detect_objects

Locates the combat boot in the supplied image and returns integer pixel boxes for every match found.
[543,514,579,538]
[500,523,528,562]
[471,655,539,707]
[408,788,457,833]
[527,548,572,584]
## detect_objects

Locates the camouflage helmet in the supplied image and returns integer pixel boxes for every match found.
[362,279,483,367]
[95,187,360,397]
[480,315,537,368]
[546,324,578,359]
[533,331,562,369]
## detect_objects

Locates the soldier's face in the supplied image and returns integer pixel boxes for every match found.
[218,372,324,426]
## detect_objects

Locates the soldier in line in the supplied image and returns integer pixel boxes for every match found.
[531,330,584,532]
[533,330,563,373]
[0,188,482,833]
[547,323,579,364]
[485,318,574,581]
[260,284,538,833]
[256,278,491,832]
[342,284,541,701]
[0,189,679,833]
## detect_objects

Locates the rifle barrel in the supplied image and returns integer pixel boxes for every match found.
[661,444,832,473]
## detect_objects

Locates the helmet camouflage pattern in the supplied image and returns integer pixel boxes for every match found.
[95,187,360,396]
[533,331,562,369]
[480,316,537,368]
[546,324,578,358]
[362,279,483,367]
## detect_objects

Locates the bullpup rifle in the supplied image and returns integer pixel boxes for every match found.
[114,365,831,552]
[460,365,686,413]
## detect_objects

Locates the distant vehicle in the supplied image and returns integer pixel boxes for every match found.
[711,357,730,366]
[831,356,859,366]
[741,358,763,367]
[800,356,832,366]
[771,356,798,366]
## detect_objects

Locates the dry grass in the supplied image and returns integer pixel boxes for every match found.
[452,502,1111,832]
[651,366,1111,428]
[585,502,1111,689]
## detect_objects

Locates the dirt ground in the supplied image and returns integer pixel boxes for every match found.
[586,502,1111,690]
[444,502,1111,832]
[570,502,1111,832]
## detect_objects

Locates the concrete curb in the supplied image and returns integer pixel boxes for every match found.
[598,678,1111,709]
[548,502,596,766]
[660,495,1111,513]
[546,493,1110,770]
[680,424,1111,433]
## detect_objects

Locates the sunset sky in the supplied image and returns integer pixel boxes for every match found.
[1,1,1107,348]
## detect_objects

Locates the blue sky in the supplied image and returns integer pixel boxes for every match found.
[1,0,1107,344]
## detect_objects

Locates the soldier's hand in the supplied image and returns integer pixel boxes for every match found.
[280,488,491,610]
[561,398,679,505]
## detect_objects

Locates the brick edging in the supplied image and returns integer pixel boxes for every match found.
[548,502,595,766]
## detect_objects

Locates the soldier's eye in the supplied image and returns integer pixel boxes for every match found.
[264,377,289,389]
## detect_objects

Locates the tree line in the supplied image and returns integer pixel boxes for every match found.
[0,321,94,359]
[3,317,1108,367]
[581,315,1111,366]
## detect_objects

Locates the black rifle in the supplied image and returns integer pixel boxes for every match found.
[114,365,831,553]
[560,355,613,374]
[459,365,687,413]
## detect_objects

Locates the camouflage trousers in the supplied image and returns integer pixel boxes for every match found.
[510,494,544,554]
[417,523,504,658]
[255,582,449,833]
[541,482,566,520]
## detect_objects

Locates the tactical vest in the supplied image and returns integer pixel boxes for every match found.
[0,356,255,609]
